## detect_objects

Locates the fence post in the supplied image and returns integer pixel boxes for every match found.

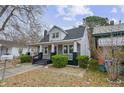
[2,59,7,81]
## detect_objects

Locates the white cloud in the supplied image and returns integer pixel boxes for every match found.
[111,6,124,13]
[63,17,73,21]
[56,5,68,16]
[118,5,124,13]
[56,5,94,21]
[111,8,117,13]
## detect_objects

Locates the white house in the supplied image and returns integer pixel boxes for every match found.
[29,25,90,65]
[0,40,28,59]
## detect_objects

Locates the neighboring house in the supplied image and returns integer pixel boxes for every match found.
[0,40,28,58]
[93,23,124,56]
[29,25,90,65]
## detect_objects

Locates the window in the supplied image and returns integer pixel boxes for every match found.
[63,45,68,54]
[69,45,73,53]
[56,32,59,38]
[44,47,48,54]
[63,45,73,54]
[52,32,59,38]
[19,48,23,54]
[52,33,55,38]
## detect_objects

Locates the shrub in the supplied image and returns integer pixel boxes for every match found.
[20,54,32,63]
[88,58,98,71]
[52,55,68,68]
[77,55,89,69]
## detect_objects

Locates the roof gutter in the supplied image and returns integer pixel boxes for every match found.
[28,38,82,46]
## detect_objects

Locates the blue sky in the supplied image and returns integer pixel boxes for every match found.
[43,5,124,29]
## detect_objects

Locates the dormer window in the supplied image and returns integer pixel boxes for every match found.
[52,33,56,38]
[56,32,59,38]
[52,32,59,38]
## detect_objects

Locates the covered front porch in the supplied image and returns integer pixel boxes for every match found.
[41,41,80,60]
[29,39,82,65]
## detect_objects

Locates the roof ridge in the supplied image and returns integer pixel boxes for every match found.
[94,23,124,29]
[51,25,68,34]
[65,25,85,31]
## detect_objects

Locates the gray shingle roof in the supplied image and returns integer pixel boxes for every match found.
[40,26,85,42]
[40,34,49,42]
[64,26,85,40]
[93,23,124,35]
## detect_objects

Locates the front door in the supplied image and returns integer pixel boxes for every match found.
[54,45,58,54]
[58,45,62,54]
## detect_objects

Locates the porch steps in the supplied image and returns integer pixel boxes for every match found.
[35,59,48,65]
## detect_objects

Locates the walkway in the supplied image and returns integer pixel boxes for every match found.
[0,63,43,80]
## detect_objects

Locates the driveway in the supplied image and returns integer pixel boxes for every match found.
[0,63,43,80]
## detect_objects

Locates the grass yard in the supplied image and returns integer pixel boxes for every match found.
[0,66,124,87]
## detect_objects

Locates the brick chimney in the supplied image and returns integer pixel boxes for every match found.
[119,20,121,24]
[44,30,47,37]
[110,20,114,25]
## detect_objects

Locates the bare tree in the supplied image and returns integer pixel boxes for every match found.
[96,27,122,83]
[0,5,47,43]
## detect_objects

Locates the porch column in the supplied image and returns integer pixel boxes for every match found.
[51,44,55,53]
[39,45,43,60]
[27,45,31,55]
[73,41,77,52]
[50,44,56,64]
[27,45,30,52]
[73,41,78,66]
[39,45,43,52]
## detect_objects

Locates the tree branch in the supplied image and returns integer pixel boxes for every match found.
[13,14,28,24]
[0,8,15,31]
[0,5,9,17]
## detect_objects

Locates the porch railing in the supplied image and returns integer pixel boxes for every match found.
[67,54,73,60]
[32,53,42,64]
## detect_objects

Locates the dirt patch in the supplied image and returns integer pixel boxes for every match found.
[0,66,123,87]
[46,66,86,78]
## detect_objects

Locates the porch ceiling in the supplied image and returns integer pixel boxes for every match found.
[28,38,81,46]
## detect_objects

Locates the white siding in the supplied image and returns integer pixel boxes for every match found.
[11,47,20,57]
[11,47,28,57]
[22,48,28,54]
[98,36,124,46]
[0,46,28,58]
[49,28,66,41]
[0,47,12,56]
[80,27,90,57]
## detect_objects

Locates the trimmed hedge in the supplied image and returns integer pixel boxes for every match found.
[20,54,32,63]
[52,55,68,68]
[77,55,89,69]
[77,55,98,70]
[88,58,98,71]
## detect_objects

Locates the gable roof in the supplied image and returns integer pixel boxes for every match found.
[93,23,124,35]
[49,25,68,34]
[40,25,85,42]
